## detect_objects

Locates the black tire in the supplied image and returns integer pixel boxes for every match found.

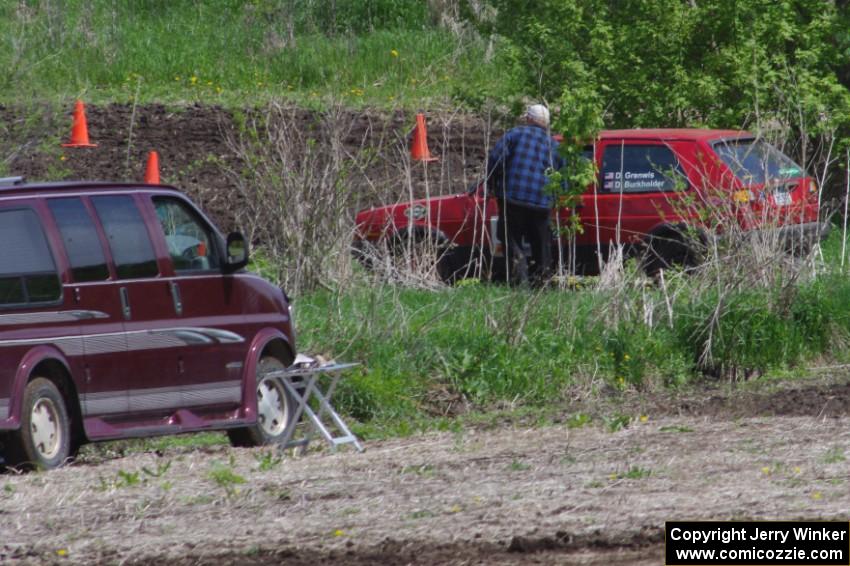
[4,378,72,470]
[228,356,298,447]
[642,232,699,276]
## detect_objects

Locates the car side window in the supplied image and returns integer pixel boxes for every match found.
[153,197,220,273]
[600,144,687,193]
[91,196,159,279]
[48,197,110,282]
[0,208,61,306]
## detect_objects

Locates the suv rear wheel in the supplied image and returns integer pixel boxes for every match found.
[228,356,297,447]
[4,378,71,470]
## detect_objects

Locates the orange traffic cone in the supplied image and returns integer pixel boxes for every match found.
[411,113,438,162]
[62,100,97,148]
[144,151,160,184]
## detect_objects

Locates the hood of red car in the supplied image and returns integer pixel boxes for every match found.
[356,192,468,227]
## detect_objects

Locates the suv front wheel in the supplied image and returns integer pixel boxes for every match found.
[228,356,297,447]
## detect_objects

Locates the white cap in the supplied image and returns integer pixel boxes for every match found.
[525,104,550,127]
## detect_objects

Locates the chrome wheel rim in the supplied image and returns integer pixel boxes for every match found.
[30,398,62,459]
[256,377,288,436]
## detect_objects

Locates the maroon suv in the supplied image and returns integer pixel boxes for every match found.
[0,178,296,469]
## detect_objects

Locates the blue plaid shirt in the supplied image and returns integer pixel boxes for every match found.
[486,125,564,209]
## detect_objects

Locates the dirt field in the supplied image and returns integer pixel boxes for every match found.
[2,373,849,565]
[1,103,503,232]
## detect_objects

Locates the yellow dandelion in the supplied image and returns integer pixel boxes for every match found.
[639,415,648,423]
[608,473,618,481]
[793,466,801,474]
[216,86,223,94]
[59,155,66,161]
[761,466,771,475]
[623,354,630,361]
[333,529,345,537]
[174,76,181,81]
[56,549,68,556]
[190,76,198,84]
[812,491,822,500]
[390,49,399,57]
[449,504,462,513]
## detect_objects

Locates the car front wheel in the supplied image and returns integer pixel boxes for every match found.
[228,356,297,447]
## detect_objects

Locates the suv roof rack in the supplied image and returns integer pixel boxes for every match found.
[0,176,25,187]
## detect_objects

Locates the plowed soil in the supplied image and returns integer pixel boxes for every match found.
[1,102,502,232]
[2,373,849,565]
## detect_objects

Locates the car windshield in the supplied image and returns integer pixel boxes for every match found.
[712,138,804,185]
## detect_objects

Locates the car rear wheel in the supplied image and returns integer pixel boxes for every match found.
[642,231,699,276]
[228,356,298,447]
[4,378,72,470]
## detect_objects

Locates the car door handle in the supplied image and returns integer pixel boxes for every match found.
[119,287,131,320]
[170,281,183,316]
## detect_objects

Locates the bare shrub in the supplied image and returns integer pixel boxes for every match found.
[220,102,501,293]
[352,109,501,288]
[222,101,364,295]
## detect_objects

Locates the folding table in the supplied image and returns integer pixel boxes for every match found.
[266,355,364,454]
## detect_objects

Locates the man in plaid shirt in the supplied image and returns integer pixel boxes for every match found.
[486,104,563,286]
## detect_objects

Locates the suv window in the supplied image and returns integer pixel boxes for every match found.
[600,144,686,193]
[91,196,159,279]
[48,197,110,282]
[0,208,61,305]
[153,197,220,273]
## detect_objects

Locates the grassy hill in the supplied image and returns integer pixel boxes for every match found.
[0,1,512,109]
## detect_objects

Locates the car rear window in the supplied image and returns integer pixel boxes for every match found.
[712,138,804,185]
[92,196,159,279]
[0,208,61,306]
[600,144,686,192]
[48,197,110,282]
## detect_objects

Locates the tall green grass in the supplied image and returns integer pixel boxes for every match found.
[296,253,850,434]
[0,1,511,108]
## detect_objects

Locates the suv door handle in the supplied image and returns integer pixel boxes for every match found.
[119,287,131,320]
[170,281,183,316]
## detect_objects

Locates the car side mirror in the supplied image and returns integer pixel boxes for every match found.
[224,232,249,273]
